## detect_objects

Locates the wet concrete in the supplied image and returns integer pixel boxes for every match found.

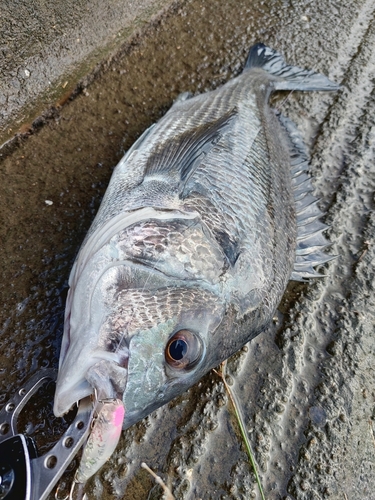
[0,0,176,146]
[1,0,375,499]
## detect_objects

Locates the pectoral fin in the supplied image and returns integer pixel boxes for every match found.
[143,110,236,186]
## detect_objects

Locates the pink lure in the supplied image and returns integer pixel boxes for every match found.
[70,399,125,499]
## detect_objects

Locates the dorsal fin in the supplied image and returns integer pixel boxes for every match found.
[143,110,236,185]
[277,114,334,282]
[244,43,340,92]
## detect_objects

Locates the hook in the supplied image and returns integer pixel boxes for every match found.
[69,475,86,500]
[54,482,69,500]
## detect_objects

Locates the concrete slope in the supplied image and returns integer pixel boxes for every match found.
[0,0,175,146]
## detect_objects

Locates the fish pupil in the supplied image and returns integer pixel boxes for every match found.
[169,339,188,360]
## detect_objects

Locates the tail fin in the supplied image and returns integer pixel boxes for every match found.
[244,43,340,92]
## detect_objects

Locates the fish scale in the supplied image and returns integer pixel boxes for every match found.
[100,278,223,332]
[53,44,339,494]
[115,219,225,283]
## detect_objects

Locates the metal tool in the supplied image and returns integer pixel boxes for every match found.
[0,369,93,500]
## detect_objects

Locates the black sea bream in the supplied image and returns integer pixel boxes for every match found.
[53,44,338,485]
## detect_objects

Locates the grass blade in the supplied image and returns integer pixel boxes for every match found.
[214,362,266,500]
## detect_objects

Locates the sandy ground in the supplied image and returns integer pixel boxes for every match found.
[0,0,374,499]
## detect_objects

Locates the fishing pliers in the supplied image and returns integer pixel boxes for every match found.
[0,369,93,500]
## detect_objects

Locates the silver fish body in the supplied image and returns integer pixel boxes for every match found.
[54,44,338,432]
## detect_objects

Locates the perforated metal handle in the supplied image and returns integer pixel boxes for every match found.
[0,370,93,500]
[0,369,57,441]
[30,398,92,500]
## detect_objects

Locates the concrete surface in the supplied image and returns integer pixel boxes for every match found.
[0,0,374,499]
[0,0,176,147]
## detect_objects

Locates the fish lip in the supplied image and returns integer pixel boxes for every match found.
[53,378,93,417]
[53,350,129,417]
[54,350,128,417]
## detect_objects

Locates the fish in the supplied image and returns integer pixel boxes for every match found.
[53,43,339,487]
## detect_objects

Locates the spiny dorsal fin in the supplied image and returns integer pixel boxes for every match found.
[277,113,334,282]
[245,43,340,92]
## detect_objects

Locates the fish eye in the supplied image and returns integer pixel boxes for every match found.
[165,330,201,370]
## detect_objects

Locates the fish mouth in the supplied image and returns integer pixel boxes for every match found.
[53,350,129,417]
[53,377,93,417]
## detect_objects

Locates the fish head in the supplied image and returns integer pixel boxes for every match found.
[121,285,225,428]
[53,255,226,427]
